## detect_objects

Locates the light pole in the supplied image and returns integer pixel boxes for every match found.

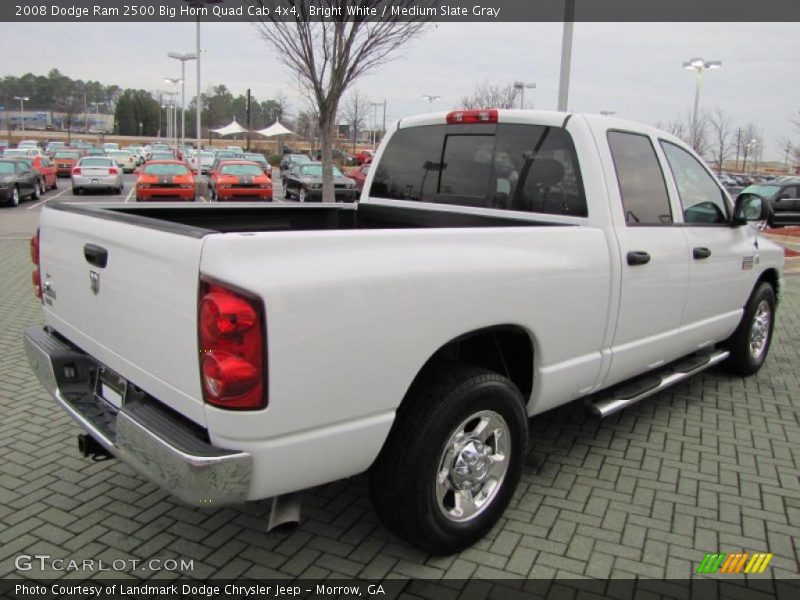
[14,96,29,136]
[164,79,183,148]
[599,110,616,117]
[168,52,197,150]
[742,139,759,173]
[683,58,721,149]
[513,82,536,109]
[557,0,575,111]
[183,0,225,154]
[370,102,381,148]
[422,94,440,113]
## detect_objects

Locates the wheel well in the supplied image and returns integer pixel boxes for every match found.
[756,268,779,298]
[410,326,534,401]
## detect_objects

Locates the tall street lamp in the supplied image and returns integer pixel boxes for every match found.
[168,52,197,150]
[683,58,721,148]
[422,94,440,113]
[14,96,29,135]
[183,0,225,153]
[513,81,536,109]
[599,110,616,117]
[370,102,382,148]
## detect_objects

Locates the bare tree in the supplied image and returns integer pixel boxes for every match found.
[459,82,519,110]
[254,1,428,202]
[707,106,733,174]
[659,108,710,157]
[341,89,370,153]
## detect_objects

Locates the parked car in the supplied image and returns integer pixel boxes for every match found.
[209,160,272,202]
[85,147,106,157]
[280,153,311,173]
[354,149,374,165]
[347,163,370,192]
[25,110,782,556]
[208,152,239,175]
[71,156,123,194]
[283,162,357,202]
[0,158,41,206]
[18,140,40,149]
[53,150,84,177]
[8,155,58,193]
[107,150,137,173]
[102,142,120,152]
[189,151,215,175]
[0,140,11,151]
[739,182,800,227]
[3,148,39,158]
[135,160,195,202]
[124,146,146,165]
[149,151,176,162]
[225,145,245,157]
[45,142,66,156]
[243,152,272,176]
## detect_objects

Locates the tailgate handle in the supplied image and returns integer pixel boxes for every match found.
[84,244,108,269]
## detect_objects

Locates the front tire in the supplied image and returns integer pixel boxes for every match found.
[722,282,776,376]
[10,186,20,207]
[298,187,306,203]
[38,179,46,196]
[369,364,528,555]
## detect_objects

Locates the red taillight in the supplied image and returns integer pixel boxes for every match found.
[198,280,265,410]
[446,109,498,125]
[72,167,81,176]
[109,167,119,175]
[30,229,42,301]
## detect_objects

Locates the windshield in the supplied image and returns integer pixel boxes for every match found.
[144,163,189,175]
[200,152,214,159]
[291,155,311,164]
[742,184,781,197]
[151,153,174,160]
[55,152,80,159]
[300,165,343,177]
[245,154,266,163]
[215,151,236,158]
[4,149,30,157]
[221,164,263,176]
[0,162,15,174]
[110,151,131,158]
[81,158,113,167]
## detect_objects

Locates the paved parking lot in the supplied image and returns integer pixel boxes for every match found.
[0,208,799,582]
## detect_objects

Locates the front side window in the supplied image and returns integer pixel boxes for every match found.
[660,141,728,224]
[370,123,587,216]
[608,131,672,225]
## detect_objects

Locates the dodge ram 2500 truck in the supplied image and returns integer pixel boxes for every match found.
[25,110,783,554]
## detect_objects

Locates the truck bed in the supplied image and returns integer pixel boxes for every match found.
[49,201,560,236]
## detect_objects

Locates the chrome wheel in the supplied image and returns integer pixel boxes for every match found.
[299,187,306,202]
[749,300,771,360]
[11,187,20,207]
[435,410,510,523]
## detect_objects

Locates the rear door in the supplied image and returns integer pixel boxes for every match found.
[602,130,691,385]
[38,207,208,426]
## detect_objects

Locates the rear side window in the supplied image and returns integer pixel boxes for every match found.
[370,123,587,217]
[607,131,672,225]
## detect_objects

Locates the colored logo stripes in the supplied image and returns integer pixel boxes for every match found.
[696,552,773,574]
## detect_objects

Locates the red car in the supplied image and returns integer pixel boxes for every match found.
[9,156,58,193]
[354,150,374,166]
[53,149,84,177]
[210,160,272,201]
[347,163,370,191]
[135,160,195,202]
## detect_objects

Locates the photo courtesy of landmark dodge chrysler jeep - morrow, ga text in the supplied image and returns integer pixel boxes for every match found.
[25,109,783,554]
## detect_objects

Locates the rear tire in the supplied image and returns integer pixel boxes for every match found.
[369,364,528,555]
[722,282,776,376]
[38,179,46,196]
[72,187,81,195]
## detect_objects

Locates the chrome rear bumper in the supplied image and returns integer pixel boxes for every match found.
[24,326,252,507]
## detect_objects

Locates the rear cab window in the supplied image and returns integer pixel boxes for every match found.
[370,122,587,217]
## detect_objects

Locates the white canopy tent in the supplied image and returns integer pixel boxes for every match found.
[254,121,295,138]
[210,119,249,137]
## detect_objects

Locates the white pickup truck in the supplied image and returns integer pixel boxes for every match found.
[25,110,783,554]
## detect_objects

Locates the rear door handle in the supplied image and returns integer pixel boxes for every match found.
[627,251,651,266]
[84,244,108,269]
[693,247,712,260]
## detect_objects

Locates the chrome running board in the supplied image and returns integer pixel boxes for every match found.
[588,349,730,418]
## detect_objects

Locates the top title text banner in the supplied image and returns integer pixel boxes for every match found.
[4,0,800,23]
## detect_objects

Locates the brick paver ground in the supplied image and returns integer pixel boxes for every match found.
[1,239,798,581]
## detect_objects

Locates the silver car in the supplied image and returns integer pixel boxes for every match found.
[71,157,124,195]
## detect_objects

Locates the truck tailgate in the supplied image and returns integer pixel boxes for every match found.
[38,206,207,426]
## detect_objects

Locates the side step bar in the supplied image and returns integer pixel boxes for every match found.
[588,349,730,418]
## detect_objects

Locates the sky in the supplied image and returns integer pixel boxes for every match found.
[1,21,798,161]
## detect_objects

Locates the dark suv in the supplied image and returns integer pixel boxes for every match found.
[740,179,800,227]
